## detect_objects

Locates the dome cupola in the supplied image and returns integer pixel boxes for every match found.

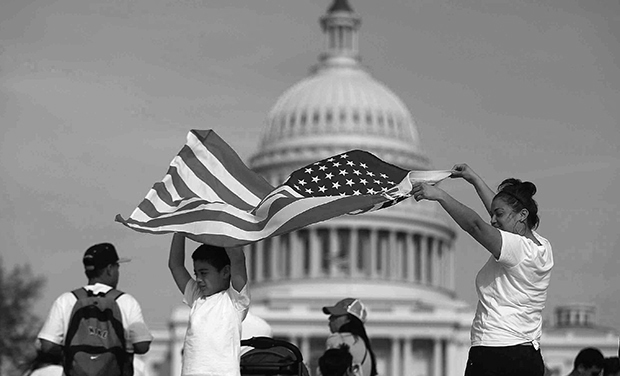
[250,0,429,174]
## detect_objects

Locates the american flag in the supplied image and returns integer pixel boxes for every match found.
[115,129,417,247]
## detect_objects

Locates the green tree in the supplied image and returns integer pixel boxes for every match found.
[0,257,46,376]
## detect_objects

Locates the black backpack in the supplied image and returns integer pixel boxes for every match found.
[63,288,134,376]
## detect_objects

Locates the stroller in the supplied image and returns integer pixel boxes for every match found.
[240,337,310,376]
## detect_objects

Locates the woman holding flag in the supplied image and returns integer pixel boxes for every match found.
[412,164,553,376]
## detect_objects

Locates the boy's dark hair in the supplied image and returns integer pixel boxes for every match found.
[339,315,378,376]
[574,347,605,369]
[318,345,352,376]
[192,244,230,271]
[604,357,620,375]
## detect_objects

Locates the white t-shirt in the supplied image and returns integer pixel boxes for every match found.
[471,230,554,349]
[181,279,250,376]
[37,283,153,352]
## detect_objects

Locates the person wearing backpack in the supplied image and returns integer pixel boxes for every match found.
[37,242,153,376]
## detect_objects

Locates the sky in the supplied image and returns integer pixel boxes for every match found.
[1,0,619,334]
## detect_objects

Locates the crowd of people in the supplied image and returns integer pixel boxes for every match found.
[24,163,618,376]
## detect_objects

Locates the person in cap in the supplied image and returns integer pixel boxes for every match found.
[322,298,377,376]
[37,243,153,364]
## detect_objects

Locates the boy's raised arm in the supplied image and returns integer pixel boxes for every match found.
[226,246,247,292]
[168,233,192,293]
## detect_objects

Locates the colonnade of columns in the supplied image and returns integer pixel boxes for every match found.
[245,226,455,290]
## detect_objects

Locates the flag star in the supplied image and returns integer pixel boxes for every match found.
[346,160,355,166]
[381,186,389,192]
[353,170,361,176]
[388,180,395,185]
[325,172,334,179]
[339,192,347,196]
[305,188,313,194]
[360,163,368,168]
[313,161,321,165]
[346,179,355,186]
[360,179,368,185]
[339,169,348,176]
[298,179,307,186]
[374,179,382,184]
[327,158,335,162]
[380,173,388,179]
[332,162,341,167]
[367,188,377,194]
[340,154,348,159]
[366,171,375,177]
[312,176,320,183]
[305,167,313,174]
[332,181,341,189]
[353,190,361,195]
[318,186,327,193]
[318,165,327,171]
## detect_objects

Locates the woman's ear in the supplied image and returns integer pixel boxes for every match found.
[520,208,529,222]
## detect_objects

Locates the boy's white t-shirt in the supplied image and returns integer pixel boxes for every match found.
[471,230,554,349]
[181,279,250,376]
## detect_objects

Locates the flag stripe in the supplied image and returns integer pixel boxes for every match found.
[190,130,274,201]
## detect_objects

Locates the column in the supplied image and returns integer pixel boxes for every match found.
[301,335,311,368]
[403,338,413,376]
[310,228,321,278]
[389,231,398,280]
[391,338,401,376]
[433,338,442,376]
[381,233,388,278]
[329,228,339,276]
[255,241,264,282]
[350,228,358,277]
[290,232,302,278]
[432,238,440,287]
[271,236,280,280]
[445,340,456,376]
[406,233,415,282]
[420,236,428,284]
[448,242,455,290]
[370,229,378,278]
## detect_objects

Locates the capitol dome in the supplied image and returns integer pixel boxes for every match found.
[250,0,429,174]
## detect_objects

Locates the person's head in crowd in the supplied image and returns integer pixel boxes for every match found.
[318,345,359,376]
[83,243,130,288]
[604,357,620,376]
[571,347,605,376]
[322,298,377,376]
[191,243,231,297]
[323,298,368,334]
[492,178,540,235]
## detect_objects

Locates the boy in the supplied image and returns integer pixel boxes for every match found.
[168,233,250,376]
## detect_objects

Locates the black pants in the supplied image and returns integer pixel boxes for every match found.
[464,344,545,376]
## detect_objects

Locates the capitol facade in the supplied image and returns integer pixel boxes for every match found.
[140,1,618,376]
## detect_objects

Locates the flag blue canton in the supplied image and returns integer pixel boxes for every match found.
[285,150,409,197]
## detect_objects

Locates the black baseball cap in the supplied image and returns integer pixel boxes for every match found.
[83,243,130,271]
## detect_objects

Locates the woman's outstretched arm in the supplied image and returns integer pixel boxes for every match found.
[413,182,502,259]
[451,163,495,215]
